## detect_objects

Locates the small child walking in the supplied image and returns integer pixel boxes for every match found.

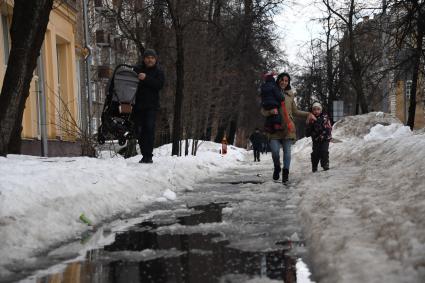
[306,102,332,172]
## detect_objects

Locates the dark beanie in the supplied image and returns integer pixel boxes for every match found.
[143,49,158,58]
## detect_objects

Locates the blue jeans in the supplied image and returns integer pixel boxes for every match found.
[269,139,292,170]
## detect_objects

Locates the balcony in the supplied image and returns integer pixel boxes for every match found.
[95,30,110,47]
[97,65,112,79]
[94,0,106,11]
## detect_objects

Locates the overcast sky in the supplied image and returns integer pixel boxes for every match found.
[274,0,323,68]
[274,0,383,69]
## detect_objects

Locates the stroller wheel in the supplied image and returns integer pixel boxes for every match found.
[118,138,126,146]
[98,134,106,145]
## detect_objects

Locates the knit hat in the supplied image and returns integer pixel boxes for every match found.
[312,102,322,110]
[143,48,158,58]
[263,71,276,80]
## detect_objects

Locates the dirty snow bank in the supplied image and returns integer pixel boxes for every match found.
[0,141,246,277]
[292,112,425,283]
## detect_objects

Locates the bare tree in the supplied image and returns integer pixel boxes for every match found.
[0,0,54,156]
[322,0,371,114]
[96,0,286,154]
[389,0,425,129]
[165,0,187,155]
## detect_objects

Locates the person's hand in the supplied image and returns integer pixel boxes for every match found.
[138,73,146,80]
[272,108,278,115]
[306,113,316,124]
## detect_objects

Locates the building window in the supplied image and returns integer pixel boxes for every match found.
[406,80,412,99]
[98,83,103,102]
[1,14,10,65]
[92,117,98,134]
[91,82,97,102]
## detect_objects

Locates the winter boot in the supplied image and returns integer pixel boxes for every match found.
[321,151,329,171]
[273,165,281,180]
[312,160,318,172]
[139,155,153,163]
[311,153,319,173]
[282,168,289,183]
[322,162,329,171]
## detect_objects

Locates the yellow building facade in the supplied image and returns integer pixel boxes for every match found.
[0,0,82,154]
[392,79,425,129]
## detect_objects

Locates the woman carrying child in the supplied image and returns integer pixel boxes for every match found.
[261,72,315,184]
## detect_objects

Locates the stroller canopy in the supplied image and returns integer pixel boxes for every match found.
[112,67,139,104]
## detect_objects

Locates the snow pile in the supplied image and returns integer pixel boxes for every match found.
[0,141,245,277]
[291,113,425,283]
[332,112,401,139]
[364,123,413,141]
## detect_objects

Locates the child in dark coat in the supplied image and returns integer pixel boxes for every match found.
[306,102,332,172]
[260,72,284,133]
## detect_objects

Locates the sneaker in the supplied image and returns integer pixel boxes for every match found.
[323,166,329,171]
[312,167,318,173]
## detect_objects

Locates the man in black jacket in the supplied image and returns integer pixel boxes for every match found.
[249,128,263,162]
[133,49,165,163]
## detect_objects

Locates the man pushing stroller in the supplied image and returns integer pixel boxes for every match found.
[133,49,165,163]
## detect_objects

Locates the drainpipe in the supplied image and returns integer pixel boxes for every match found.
[381,0,389,112]
[37,50,48,157]
[83,0,93,137]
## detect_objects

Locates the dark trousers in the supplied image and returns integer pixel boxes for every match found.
[253,146,261,161]
[311,140,329,169]
[135,109,156,159]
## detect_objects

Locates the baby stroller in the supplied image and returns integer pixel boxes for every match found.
[97,64,139,146]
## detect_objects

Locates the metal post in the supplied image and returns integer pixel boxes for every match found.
[37,50,48,156]
[83,0,93,137]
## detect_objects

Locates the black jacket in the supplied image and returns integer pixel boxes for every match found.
[260,78,283,110]
[133,63,165,111]
[249,131,264,147]
[306,113,332,142]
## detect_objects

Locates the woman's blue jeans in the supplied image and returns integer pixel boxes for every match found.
[269,139,292,170]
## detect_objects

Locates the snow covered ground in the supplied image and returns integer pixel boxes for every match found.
[290,112,425,283]
[1,112,424,283]
[0,141,245,278]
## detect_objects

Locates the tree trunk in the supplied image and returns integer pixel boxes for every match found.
[227,114,238,145]
[214,118,227,143]
[184,137,189,156]
[348,30,368,114]
[171,29,184,155]
[150,0,165,52]
[407,28,423,130]
[0,0,54,156]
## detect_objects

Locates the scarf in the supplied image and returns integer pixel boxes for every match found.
[281,100,293,133]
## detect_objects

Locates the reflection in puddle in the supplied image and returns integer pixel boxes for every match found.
[29,203,312,283]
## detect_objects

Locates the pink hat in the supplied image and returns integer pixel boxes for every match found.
[262,71,276,80]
